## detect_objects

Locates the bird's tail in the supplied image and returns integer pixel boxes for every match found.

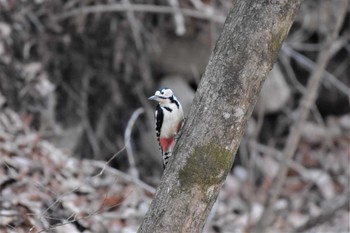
[162,151,172,168]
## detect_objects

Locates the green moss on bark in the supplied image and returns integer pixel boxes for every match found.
[268,23,290,60]
[178,143,232,193]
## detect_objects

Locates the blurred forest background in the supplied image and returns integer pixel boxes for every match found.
[0,0,349,232]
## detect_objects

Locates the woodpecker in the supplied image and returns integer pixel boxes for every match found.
[149,88,184,168]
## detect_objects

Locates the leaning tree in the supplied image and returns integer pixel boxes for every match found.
[139,1,302,232]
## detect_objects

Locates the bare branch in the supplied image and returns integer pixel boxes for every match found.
[167,0,186,35]
[53,3,225,23]
[122,0,143,51]
[94,107,144,177]
[255,2,349,230]
[89,160,155,194]
[124,107,144,180]
[282,44,350,98]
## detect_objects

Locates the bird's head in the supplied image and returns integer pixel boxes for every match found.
[148,88,174,104]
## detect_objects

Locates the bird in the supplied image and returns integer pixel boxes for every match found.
[149,88,184,168]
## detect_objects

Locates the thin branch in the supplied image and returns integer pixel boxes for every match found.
[255,2,349,230]
[80,73,101,157]
[280,53,306,93]
[95,104,117,153]
[190,0,214,14]
[124,107,144,180]
[92,144,127,177]
[92,107,154,194]
[94,108,143,176]
[89,160,155,194]
[167,0,186,35]
[53,3,226,23]
[122,0,143,51]
[249,141,309,177]
[282,44,350,99]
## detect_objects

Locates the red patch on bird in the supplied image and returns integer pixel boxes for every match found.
[160,137,174,152]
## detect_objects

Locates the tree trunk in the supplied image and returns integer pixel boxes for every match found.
[138,1,301,232]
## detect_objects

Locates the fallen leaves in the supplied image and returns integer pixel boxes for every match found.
[0,109,152,233]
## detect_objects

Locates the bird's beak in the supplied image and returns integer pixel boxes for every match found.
[148,95,157,101]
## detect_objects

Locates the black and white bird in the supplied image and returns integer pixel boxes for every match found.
[149,88,184,168]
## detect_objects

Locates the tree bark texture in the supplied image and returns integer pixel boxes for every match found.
[138,1,301,232]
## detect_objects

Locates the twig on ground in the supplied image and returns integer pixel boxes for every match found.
[26,10,44,32]
[255,2,349,230]
[294,189,350,233]
[35,199,125,233]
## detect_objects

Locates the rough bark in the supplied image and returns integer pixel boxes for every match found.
[138,1,301,232]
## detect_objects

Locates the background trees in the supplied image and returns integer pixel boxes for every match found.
[0,0,349,232]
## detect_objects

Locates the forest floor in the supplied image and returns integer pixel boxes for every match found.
[0,0,350,232]
[1,108,349,233]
